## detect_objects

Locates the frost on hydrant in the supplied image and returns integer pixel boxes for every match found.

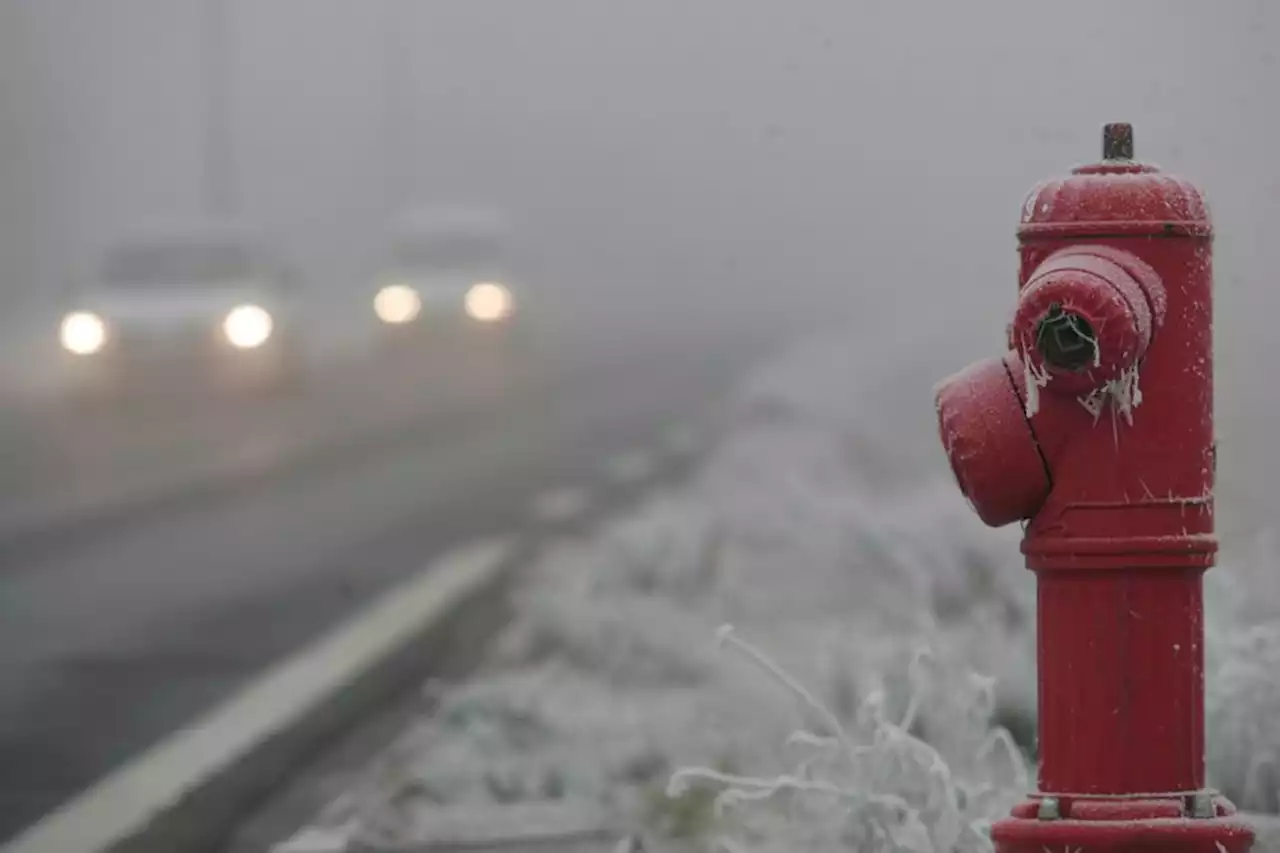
[1021,308,1106,422]
[1021,356,1051,419]
[1023,348,1145,439]
[1077,363,1145,452]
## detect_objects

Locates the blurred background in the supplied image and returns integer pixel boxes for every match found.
[0,0,1277,847]
[3,3,1278,382]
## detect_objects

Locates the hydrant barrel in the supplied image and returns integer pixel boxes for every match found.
[934,123,1254,853]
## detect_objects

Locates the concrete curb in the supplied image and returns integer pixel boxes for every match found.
[1,537,517,853]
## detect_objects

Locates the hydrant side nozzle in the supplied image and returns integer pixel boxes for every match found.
[1012,246,1165,397]
[934,352,1052,527]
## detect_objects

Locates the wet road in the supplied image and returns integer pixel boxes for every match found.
[0,320,776,843]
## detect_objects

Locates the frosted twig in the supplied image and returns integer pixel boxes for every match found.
[786,730,841,750]
[899,646,935,735]
[668,765,910,818]
[975,727,1031,792]
[715,624,855,754]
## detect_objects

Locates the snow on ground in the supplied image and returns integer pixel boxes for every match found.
[273,326,1280,853]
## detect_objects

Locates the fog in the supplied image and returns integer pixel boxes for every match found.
[1,1,1277,424]
[4,4,1280,844]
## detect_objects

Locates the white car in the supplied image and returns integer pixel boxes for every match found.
[368,206,533,356]
[57,222,307,403]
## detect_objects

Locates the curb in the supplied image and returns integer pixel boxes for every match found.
[1,537,517,853]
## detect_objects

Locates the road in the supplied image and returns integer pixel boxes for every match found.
[0,330,566,528]
[0,320,777,844]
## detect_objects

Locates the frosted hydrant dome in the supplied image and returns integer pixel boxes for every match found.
[1019,124,1212,238]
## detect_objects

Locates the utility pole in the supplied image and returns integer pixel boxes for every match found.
[200,0,235,219]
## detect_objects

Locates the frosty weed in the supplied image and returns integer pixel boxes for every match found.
[662,625,1028,853]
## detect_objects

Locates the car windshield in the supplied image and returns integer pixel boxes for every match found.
[100,240,258,286]
[390,234,502,271]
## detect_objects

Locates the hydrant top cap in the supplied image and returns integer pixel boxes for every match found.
[1018,123,1211,237]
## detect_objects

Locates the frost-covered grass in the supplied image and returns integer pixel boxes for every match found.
[663,625,1028,853]
[277,327,1280,853]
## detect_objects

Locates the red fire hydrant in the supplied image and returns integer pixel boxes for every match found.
[934,123,1255,853]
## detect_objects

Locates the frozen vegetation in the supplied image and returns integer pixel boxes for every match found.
[276,328,1280,853]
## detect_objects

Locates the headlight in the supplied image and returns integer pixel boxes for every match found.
[464,282,513,322]
[223,304,273,349]
[60,311,107,355]
[374,283,422,324]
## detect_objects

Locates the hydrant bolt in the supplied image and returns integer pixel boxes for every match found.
[1191,792,1216,819]
[1102,121,1135,161]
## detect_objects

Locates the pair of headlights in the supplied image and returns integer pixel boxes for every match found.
[59,304,274,356]
[373,282,514,325]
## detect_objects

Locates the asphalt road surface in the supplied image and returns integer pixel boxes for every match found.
[0,326,584,522]
[0,320,779,844]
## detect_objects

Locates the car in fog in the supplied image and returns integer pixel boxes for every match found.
[368,206,533,359]
[57,222,307,403]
